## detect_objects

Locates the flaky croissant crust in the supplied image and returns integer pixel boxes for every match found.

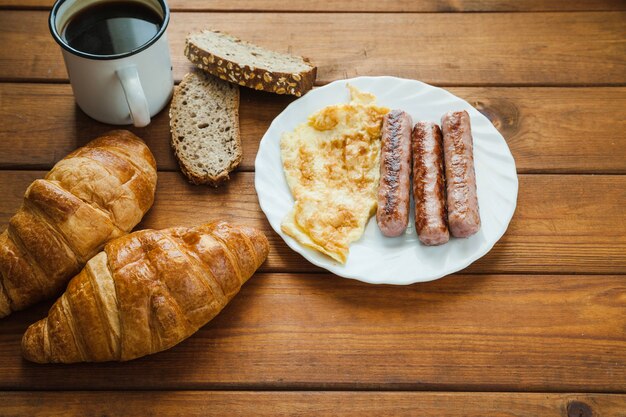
[0,130,157,318]
[22,221,269,363]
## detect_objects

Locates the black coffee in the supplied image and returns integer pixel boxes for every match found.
[62,2,162,56]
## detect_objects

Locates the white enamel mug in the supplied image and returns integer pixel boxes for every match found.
[49,0,173,127]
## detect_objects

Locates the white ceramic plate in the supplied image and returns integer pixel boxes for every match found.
[255,76,518,285]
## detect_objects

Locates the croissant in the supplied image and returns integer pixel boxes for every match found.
[21,221,269,363]
[0,130,157,318]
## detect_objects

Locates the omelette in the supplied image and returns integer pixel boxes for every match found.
[280,85,389,263]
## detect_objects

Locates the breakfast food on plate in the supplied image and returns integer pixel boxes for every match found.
[441,110,481,238]
[0,131,157,319]
[375,109,480,245]
[21,221,269,363]
[185,29,317,97]
[281,85,389,263]
[412,121,450,246]
[175,30,318,185]
[376,110,413,237]
[170,70,241,186]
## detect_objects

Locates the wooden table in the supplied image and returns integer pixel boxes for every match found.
[1,1,625,415]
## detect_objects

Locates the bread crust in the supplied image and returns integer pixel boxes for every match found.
[21,221,269,363]
[185,31,317,97]
[169,72,242,187]
[0,130,157,318]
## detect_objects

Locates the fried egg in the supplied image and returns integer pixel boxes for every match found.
[280,85,389,263]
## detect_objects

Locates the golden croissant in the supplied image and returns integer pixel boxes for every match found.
[0,130,157,318]
[22,221,269,363]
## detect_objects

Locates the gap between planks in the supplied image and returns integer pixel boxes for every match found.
[2,78,626,89]
[1,7,626,13]
[5,168,626,176]
[2,388,626,394]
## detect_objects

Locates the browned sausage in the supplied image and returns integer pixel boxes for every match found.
[441,110,481,238]
[412,121,450,246]
[376,110,412,237]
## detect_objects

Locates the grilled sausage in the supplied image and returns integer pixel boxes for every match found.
[412,121,450,246]
[376,110,413,237]
[441,110,481,238]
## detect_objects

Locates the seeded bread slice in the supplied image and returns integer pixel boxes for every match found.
[169,70,241,186]
[185,30,317,97]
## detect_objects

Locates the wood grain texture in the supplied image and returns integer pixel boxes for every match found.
[0,0,624,407]
[2,84,625,173]
[0,83,292,172]
[2,0,625,11]
[1,273,625,391]
[1,11,625,85]
[1,392,625,417]
[0,171,625,274]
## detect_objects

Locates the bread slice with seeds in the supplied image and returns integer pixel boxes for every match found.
[169,70,241,186]
[185,29,317,97]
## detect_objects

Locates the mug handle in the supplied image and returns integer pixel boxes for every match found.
[116,66,150,127]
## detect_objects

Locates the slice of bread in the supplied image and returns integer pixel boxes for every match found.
[169,70,241,186]
[185,30,317,97]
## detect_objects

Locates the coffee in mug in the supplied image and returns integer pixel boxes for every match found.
[62,2,162,56]
[50,0,174,127]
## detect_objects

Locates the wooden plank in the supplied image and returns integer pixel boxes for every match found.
[1,11,625,85]
[2,0,625,12]
[2,392,626,417]
[2,84,626,174]
[0,171,625,274]
[0,273,625,391]
[0,83,291,172]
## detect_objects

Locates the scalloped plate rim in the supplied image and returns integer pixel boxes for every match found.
[255,76,518,285]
